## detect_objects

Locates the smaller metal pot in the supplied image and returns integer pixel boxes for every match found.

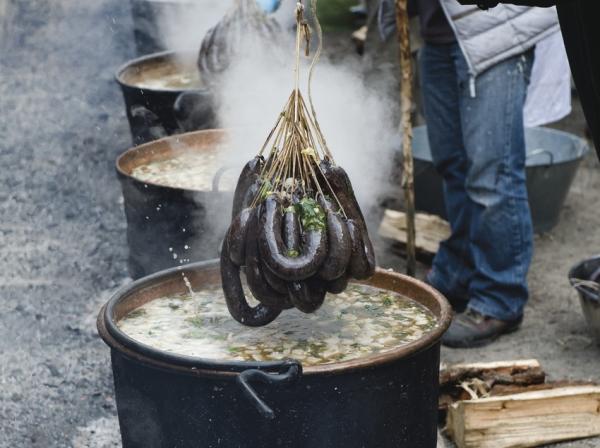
[116,50,216,146]
[116,129,233,279]
[569,255,600,344]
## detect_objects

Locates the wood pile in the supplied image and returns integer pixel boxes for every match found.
[439,359,600,448]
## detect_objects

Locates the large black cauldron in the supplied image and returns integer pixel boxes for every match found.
[117,130,232,279]
[116,50,216,145]
[98,260,451,448]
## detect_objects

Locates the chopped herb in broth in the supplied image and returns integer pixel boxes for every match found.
[130,148,237,191]
[118,284,438,366]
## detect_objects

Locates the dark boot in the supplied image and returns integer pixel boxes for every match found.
[442,309,523,348]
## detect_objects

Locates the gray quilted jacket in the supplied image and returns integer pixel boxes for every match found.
[440,1,560,78]
[378,0,559,92]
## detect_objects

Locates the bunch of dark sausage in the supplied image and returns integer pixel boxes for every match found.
[221,156,376,326]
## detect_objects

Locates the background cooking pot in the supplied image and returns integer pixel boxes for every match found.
[116,129,233,279]
[116,50,216,146]
[98,260,452,448]
[398,126,589,234]
[569,255,600,344]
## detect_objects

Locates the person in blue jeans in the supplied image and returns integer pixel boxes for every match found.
[416,0,558,347]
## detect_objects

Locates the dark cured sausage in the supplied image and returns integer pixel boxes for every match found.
[258,195,328,281]
[347,219,375,280]
[232,156,262,220]
[318,197,351,281]
[288,278,327,314]
[262,263,290,295]
[261,209,299,299]
[282,209,301,253]
[326,274,349,294]
[220,236,280,327]
[245,208,288,309]
[320,159,366,225]
[227,207,252,266]
[321,160,375,279]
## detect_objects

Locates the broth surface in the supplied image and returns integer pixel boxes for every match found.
[130,148,236,191]
[118,283,438,366]
[124,59,202,90]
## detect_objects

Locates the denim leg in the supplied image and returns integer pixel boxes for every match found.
[419,43,473,300]
[457,52,534,321]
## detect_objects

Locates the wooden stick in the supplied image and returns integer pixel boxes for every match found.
[394,0,416,276]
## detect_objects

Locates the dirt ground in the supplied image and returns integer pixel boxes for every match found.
[1,1,599,447]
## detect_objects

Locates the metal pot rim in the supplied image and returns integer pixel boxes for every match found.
[97,260,452,378]
[115,49,204,92]
[115,128,229,193]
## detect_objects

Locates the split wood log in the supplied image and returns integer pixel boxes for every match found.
[379,209,450,255]
[439,360,546,411]
[446,385,600,448]
[394,0,416,276]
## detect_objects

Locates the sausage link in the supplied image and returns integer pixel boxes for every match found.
[318,196,352,281]
[227,207,252,266]
[259,195,328,281]
[288,278,327,314]
[232,156,262,219]
[245,207,288,309]
[220,235,281,327]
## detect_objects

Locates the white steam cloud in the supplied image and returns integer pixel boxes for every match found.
[159,0,399,221]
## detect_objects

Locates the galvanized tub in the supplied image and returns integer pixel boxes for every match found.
[406,126,589,233]
[569,255,600,344]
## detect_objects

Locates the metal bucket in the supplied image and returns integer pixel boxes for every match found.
[569,255,600,344]
[116,50,216,146]
[406,126,589,233]
[98,260,452,448]
[116,129,232,279]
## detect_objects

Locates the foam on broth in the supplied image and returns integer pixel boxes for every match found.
[118,283,438,366]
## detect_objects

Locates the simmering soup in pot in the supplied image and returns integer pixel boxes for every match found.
[124,59,203,90]
[130,148,236,191]
[118,283,438,366]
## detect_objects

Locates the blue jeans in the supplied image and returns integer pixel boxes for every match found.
[419,42,534,321]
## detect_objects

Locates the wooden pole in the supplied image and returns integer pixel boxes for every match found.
[394,0,416,276]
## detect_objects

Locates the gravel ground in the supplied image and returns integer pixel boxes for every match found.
[1,1,599,447]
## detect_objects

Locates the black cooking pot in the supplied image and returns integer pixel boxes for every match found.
[405,126,589,234]
[117,129,233,279]
[97,260,452,448]
[116,50,216,146]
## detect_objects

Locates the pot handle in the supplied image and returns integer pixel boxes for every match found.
[129,105,168,145]
[173,90,215,132]
[526,148,554,165]
[212,165,237,193]
[236,359,302,420]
